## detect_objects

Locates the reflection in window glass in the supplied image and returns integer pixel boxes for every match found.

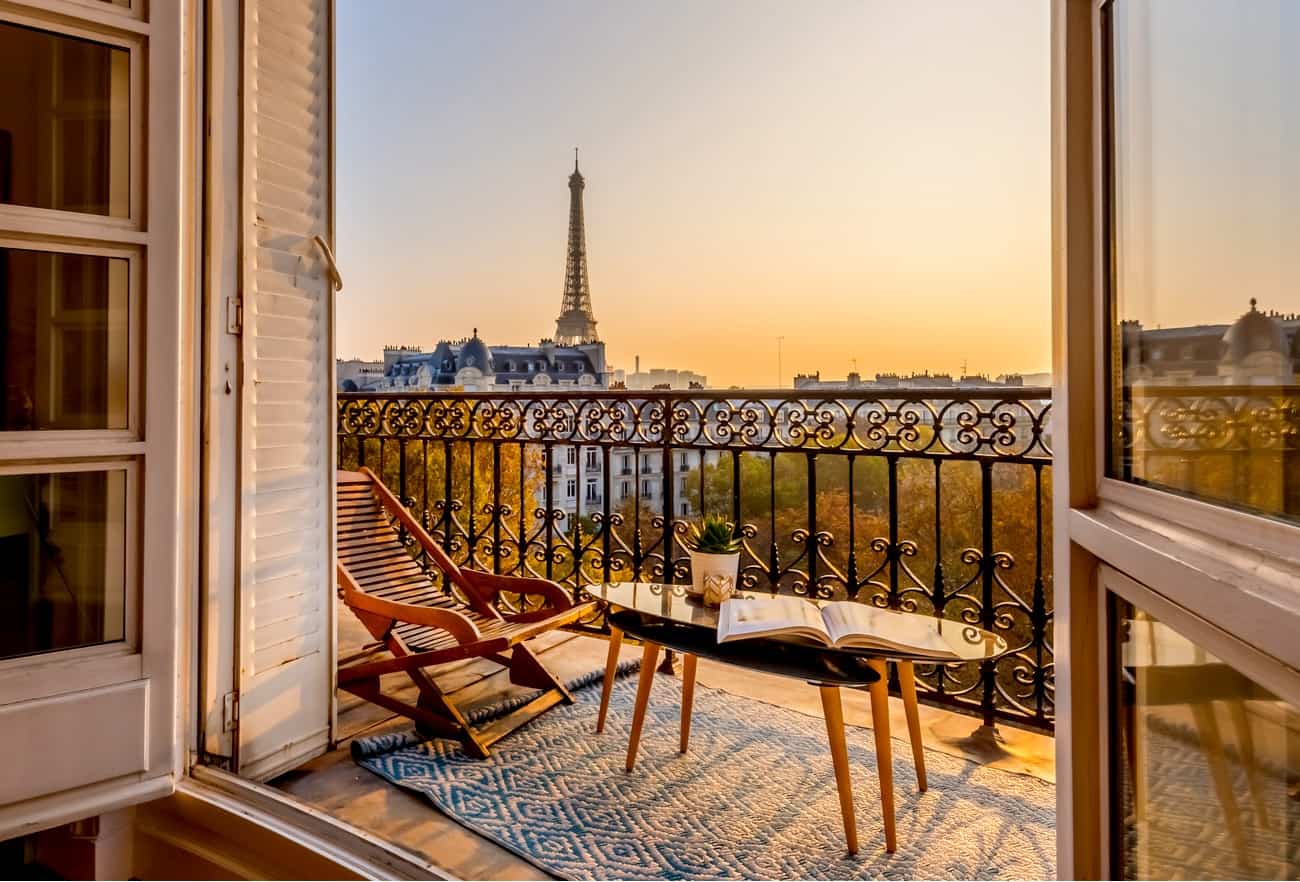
[1109,1,1299,522]
[0,470,126,660]
[1113,596,1299,879]
[0,22,129,216]
[0,248,129,430]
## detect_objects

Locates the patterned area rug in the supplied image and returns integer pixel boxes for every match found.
[1121,716,1299,879]
[352,669,1056,880]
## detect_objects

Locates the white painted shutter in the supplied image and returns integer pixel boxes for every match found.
[237,0,335,781]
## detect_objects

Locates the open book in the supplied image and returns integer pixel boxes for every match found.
[716,596,962,659]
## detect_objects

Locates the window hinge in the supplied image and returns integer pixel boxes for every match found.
[199,751,234,772]
[226,295,243,335]
[222,690,240,733]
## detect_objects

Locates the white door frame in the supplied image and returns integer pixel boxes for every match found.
[1051,1,1300,877]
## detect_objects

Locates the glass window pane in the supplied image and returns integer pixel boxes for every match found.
[0,22,129,216]
[0,469,126,661]
[1108,1,1299,523]
[0,248,129,430]
[1112,595,1299,879]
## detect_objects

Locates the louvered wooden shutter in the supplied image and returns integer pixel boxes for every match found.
[236,0,335,780]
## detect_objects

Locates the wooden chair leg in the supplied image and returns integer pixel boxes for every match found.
[866,658,897,854]
[596,626,623,734]
[819,685,859,856]
[625,641,661,773]
[389,633,490,758]
[1191,701,1250,874]
[343,678,463,740]
[411,665,490,758]
[897,661,927,791]
[509,642,574,702]
[680,653,698,753]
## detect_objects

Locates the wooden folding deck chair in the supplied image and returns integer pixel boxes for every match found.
[336,468,595,757]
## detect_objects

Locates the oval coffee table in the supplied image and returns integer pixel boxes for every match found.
[585,581,1007,855]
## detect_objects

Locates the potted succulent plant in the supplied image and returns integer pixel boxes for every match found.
[685,514,742,606]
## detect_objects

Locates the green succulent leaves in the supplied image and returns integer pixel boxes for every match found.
[685,513,742,555]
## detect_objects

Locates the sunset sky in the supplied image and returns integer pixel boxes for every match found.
[1112,0,1297,333]
[335,0,1052,388]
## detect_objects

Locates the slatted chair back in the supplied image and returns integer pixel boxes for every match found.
[336,470,501,622]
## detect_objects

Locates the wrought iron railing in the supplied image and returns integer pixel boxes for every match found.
[1118,383,1300,521]
[338,388,1055,733]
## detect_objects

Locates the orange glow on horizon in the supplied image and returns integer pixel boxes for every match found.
[335,0,1052,387]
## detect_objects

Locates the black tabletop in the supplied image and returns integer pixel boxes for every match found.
[607,608,884,688]
[587,581,1006,662]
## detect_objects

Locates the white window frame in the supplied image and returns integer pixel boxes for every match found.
[0,459,140,697]
[0,237,143,451]
[1051,1,1300,875]
[0,0,188,835]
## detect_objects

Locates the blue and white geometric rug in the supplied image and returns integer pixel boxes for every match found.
[352,668,1056,880]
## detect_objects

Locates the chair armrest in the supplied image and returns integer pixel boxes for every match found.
[339,566,482,644]
[459,570,575,612]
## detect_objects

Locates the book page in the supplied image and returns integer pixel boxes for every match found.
[821,602,957,658]
[716,596,830,644]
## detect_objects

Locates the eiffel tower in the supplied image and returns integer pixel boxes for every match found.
[554,149,599,346]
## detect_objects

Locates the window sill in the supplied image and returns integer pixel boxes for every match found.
[180,766,449,880]
[1070,498,1300,675]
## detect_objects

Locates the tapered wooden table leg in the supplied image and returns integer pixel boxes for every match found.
[595,626,623,734]
[1226,699,1269,828]
[819,685,858,856]
[625,641,661,772]
[897,660,927,791]
[680,653,698,753]
[866,658,897,853]
[1191,701,1250,872]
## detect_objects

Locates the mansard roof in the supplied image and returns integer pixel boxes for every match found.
[380,337,604,386]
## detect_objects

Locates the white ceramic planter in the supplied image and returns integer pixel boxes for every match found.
[689,550,740,606]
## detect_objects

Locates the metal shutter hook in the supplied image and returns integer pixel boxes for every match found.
[313,235,343,293]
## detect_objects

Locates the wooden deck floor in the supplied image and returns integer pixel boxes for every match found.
[272,603,1055,880]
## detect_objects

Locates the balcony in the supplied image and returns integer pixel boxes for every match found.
[270,386,1061,876]
[288,384,1298,879]
[336,387,1055,731]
